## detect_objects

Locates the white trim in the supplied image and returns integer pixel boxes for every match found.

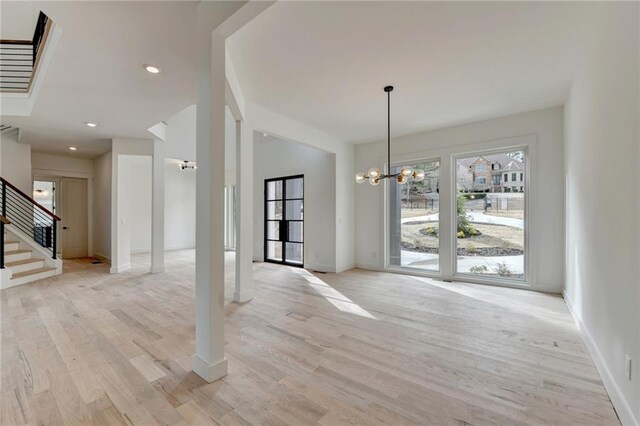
[304,261,339,273]
[93,252,110,264]
[32,169,92,179]
[564,292,638,426]
[191,354,228,383]
[110,263,130,274]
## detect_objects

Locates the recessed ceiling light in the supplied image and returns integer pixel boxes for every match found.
[262,132,268,137]
[144,64,161,74]
[69,146,77,151]
[85,122,97,127]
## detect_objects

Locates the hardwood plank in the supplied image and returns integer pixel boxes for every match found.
[0,250,620,425]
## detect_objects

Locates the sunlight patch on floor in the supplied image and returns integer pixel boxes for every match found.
[292,268,377,320]
[410,275,574,330]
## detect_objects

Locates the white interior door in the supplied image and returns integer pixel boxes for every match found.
[60,177,88,259]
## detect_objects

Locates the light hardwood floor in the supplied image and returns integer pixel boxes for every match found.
[1,250,619,425]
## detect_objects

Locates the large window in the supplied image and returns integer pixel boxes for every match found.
[389,160,440,271]
[387,147,527,286]
[456,149,526,281]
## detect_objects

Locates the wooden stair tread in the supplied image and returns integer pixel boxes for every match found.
[5,258,42,267]
[11,267,56,279]
[4,240,19,244]
[4,249,31,255]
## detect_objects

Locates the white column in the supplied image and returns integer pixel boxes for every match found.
[193,30,228,382]
[234,120,254,303]
[150,139,165,273]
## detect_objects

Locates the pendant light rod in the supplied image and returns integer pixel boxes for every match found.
[385,85,392,177]
[355,85,426,186]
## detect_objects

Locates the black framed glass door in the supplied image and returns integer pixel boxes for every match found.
[264,175,304,266]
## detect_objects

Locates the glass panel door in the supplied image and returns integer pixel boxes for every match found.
[389,160,440,271]
[455,149,526,281]
[264,175,304,266]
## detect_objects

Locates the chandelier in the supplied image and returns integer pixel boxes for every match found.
[355,86,425,186]
[179,160,196,170]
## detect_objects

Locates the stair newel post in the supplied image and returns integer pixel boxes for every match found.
[51,216,57,260]
[2,180,6,217]
[1,219,4,269]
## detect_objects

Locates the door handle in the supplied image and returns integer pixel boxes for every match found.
[63,226,70,230]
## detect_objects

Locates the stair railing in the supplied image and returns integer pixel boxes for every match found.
[0,11,50,93]
[1,177,61,264]
[0,215,9,269]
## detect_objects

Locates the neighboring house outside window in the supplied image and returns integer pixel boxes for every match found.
[520,186,524,191]
[520,172,523,180]
[512,172,517,181]
[476,164,486,172]
[492,175,500,185]
[504,173,508,182]
[476,177,486,184]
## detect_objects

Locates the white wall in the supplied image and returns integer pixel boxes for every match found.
[0,2,38,40]
[110,138,154,272]
[0,132,32,194]
[122,156,152,254]
[165,105,197,161]
[253,135,336,272]
[564,3,639,424]
[164,103,237,171]
[248,101,355,272]
[32,152,93,177]
[93,152,111,261]
[355,107,565,293]
[164,158,196,250]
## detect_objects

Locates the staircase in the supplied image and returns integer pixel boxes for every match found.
[4,231,57,287]
[1,177,62,289]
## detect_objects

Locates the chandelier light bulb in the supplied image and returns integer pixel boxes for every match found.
[370,176,381,186]
[400,167,413,177]
[368,167,381,179]
[355,172,367,184]
[413,169,425,182]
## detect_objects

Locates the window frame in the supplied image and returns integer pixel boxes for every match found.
[383,134,534,290]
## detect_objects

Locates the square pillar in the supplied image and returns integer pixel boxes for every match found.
[151,139,165,273]
[233,120,254,303]
[193,31,228,382]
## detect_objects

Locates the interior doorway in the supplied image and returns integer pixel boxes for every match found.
[59,177,88,259]
[264,175,304,266]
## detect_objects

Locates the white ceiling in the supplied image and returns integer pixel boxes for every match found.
[1,1,598,157]
[1,1,200,158]
[227,1,594,143]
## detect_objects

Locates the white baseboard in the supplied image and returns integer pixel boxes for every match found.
[304,262,336,273]
[191,354,228,383]
[130,246,196,255]
[110,263,130,274]
[233,290,254,303]
[355,261,384,272]
[335,262,356,273]
[563,291,638,426]
[150,265,165,274]
[93,253,111,264]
